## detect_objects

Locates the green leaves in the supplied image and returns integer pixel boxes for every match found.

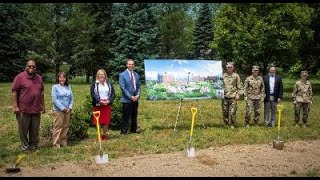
[0,4,27,81]
[193,3,214,59]
[212,3,313,74]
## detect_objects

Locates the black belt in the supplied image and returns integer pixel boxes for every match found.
[224,97,235,99]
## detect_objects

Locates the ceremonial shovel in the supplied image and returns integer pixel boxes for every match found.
[185,107,197,157]
[93,111,109,164]
[5,154,25,173]
[273,104,284,150]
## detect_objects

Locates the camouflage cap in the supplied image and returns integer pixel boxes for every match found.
[226,62,234,67]
[252,65,259,71]
[301,71,308,76]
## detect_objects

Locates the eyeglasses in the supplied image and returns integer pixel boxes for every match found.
[27,65,36,68]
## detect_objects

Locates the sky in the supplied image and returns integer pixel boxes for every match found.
[144,59,222,80]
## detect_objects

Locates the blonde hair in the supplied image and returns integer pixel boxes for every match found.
[95,69,108,81]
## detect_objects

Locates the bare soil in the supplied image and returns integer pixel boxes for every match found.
[1,139,320,177]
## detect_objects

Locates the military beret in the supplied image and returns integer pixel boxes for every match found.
[301,71,308,76]
[226,62,234,67]
[252,65,259,71]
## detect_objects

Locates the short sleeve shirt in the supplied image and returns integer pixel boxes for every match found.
[12,71,44,114]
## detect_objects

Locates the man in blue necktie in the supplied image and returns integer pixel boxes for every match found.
[262,65,283,127]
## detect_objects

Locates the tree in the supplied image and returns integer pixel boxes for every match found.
[156,3,194,59]
[25,3,74,78]
[52,3,74,77]
[68,3,116,83]
[0,4,28,81]
[211,3,313,74]
[193,3,214,59]
[68,3,96,83]
[86,3,115,81]
[111,3,160,82]
[299,3,320,75]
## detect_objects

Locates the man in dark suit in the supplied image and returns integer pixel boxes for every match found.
[119,58,141,134]
[263,65,283,127]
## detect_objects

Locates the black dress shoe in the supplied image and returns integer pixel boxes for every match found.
[130,129,140,134]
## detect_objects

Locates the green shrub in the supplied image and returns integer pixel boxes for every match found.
[84,94,94,125]
[83,90,122,131]
[39,115,53,138]
[110,89,122,130]
[40,108,90,142]
[68,106,90,141]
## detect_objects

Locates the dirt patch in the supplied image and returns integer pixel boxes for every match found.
[1,139,320,177]
[196,154,218,166]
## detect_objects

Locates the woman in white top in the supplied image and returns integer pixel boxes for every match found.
[90,69,116,140]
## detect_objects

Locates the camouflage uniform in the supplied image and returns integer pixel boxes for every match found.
[222,62,243,126]
[292,71,313,126]
[244,66,265,126]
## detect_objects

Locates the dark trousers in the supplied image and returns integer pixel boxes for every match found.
[121,102,139,133]
[16,113,41,151]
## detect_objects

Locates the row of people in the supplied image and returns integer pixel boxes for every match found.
[12,58,141,152]
[222,62,313,129]
[12,59,313,152]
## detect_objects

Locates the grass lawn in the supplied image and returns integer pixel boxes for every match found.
[0,78,319,168]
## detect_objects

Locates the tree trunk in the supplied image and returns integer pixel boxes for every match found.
[55,62,60,79]
[86,70,90,83]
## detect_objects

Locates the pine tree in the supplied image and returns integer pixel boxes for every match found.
[0,4,28,81]
[193,3,214,59]
[112,3,160,82]
[86,3,115,80]
[24,3,73,78]
[68,3,96,83]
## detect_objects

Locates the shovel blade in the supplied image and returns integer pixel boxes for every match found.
[185,146,195,157]
[273,140,284,150]
[5,167,21,173]
[95,154,109,164]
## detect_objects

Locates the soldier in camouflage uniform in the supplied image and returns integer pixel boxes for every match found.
[292,71,313,128]
[222,62,243,129]
[244,65,265,128]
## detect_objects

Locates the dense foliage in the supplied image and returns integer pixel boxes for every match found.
[1,3,320,82]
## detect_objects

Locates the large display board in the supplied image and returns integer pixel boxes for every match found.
[144,59,224,100]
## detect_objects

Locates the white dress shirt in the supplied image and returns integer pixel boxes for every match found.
[269,74,275,95]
